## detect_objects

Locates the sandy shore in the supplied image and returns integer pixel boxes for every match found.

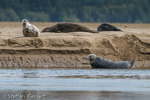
[0,22,150,68]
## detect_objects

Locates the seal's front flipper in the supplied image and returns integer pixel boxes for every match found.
[129,57,138,67]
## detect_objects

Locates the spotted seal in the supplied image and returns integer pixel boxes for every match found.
[22,19,40,37]
[85,54,137,69]
[41,23,98,33]
[97,23,122,31]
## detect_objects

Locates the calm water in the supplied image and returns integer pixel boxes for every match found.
[0,68,150,100]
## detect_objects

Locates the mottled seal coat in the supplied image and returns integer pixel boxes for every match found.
[41,23,98,33]
[97,23,122,31]
[22,19,40,37]
[85,54,137,69]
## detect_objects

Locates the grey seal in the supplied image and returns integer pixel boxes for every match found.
[41,23,98,33]
[97,23,122,31]
[22,19,40,37]
[85,54,137,69]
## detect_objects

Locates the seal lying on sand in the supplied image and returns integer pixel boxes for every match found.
[85,54,137,69]
[41,23,98,33]
[97,23,122,31]
[22,19,40,37]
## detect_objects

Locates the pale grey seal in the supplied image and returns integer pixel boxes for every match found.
[41,23,98,33]
[85,54,137,69]
[97,23,122,31]
[22,19,40,37]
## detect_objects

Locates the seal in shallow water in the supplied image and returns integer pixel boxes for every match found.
[22,19,40,37]
[97,23,122,31]
[85,54,137,69]
[41,23,98,33]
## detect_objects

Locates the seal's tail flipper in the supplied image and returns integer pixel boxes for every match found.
[129,57,138,67]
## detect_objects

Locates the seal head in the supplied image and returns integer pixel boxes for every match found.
[85,54,97,64]
[22,19,30,29]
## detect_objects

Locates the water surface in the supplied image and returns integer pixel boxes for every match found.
[0,69,150,100]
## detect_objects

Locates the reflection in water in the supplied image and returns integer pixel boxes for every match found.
[0,69,150,100]
[56,74,150,79]
[1,90,150,100]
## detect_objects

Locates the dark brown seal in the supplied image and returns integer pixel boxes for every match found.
[41,23,98,33]
[97,23,122,31]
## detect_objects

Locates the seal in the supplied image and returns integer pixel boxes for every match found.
[22,19,40,37]
[97,23,122,31]
[41,23,98,33]
[85,54,137,69]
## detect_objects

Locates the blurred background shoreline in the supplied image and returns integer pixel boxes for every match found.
[0,0,150,23]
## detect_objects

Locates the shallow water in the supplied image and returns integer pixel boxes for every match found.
[0,68,150,100]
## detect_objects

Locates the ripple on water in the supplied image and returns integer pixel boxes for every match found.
[0,69,150,92]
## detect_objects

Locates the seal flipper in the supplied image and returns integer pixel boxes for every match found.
[129,57,138,67]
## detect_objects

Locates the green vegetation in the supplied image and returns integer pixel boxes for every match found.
[0,0,150,23]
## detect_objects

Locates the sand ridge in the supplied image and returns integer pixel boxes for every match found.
[0,22,150,68]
